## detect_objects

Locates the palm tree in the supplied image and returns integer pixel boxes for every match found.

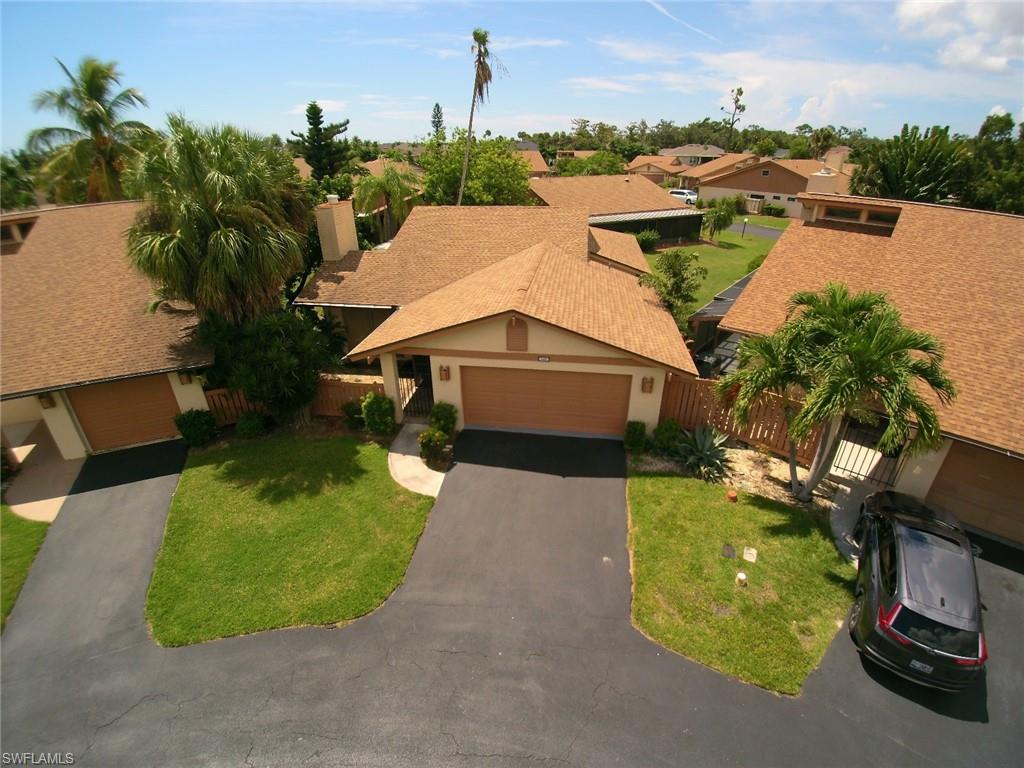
[720,283,956,502]
[28,57,154,202]
[353,162,421,241]
[456,28,496,206]
[127,115,309,324]
[849,124,967,203]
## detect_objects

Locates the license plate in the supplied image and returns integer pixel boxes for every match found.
[909,659,933,674]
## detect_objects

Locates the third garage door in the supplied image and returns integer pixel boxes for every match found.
[67,374,181,452]
[461,366,631,437]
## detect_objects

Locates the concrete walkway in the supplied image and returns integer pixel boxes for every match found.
[388,421,445,497]
[4,422,84,522]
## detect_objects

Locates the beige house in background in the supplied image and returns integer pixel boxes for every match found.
[699,159,854,216]
[517,149,551,177]
[1,203,212,460]
[722,192,1024,544]
[657,144,725,165]
[295,200,696,436]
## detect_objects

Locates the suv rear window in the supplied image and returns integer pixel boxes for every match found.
[892,607,978,657]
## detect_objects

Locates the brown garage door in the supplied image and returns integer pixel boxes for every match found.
[926,441,1024,544]
[461,366,631,437]
[68,374,181,452]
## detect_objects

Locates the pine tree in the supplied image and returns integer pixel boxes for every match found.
[431,103,445,140]
[288,101,351,180]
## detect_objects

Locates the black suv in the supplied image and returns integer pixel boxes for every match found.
[849,491,987,692]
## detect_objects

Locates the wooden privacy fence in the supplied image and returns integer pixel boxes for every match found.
[204,375,385,426]
[659,375,822,466]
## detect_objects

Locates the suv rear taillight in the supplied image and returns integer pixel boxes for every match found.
[954,633,988,666]
[877,603,911,645]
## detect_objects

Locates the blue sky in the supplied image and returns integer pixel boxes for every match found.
[2,0,1022,151]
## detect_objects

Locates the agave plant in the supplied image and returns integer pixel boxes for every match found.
[675,427,732,483]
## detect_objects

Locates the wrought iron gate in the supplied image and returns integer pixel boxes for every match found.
[396,355,434,418]
[829,418,905,487]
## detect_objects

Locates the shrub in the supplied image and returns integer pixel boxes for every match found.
[429,401,458,437]
[624,421,647,453]
[235,411,267,439]
[342,400,364,429]
[653,419,681,455]
[762,203,786,217]
[746,252,767,272]
[418,427,448,464]
[675,427,732,483]
[361,392,396,435]
[695,198,707,209]
[634,229,661,253]
[175,409,218,447]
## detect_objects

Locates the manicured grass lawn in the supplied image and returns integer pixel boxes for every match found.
[742,214,791,231]
[646,230,778,308]
[1,504,49,631]
[146,434,433,646]
[628,473,856,694]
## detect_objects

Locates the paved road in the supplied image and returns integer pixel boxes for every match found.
[727,221,785,239]
[2,432,1020,766]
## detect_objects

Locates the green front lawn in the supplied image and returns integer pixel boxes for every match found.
[741,214,791,231]
[2,504,49,631]
[647,230,778,308]
[146,434,433,646]
[628,473,855,694]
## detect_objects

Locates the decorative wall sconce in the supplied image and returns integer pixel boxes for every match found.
[178,371,193,385]
[641,376,655,394]
[38,392,55,409]
[439,365,450,382]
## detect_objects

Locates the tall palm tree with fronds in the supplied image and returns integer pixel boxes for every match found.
[456,28,498,206]
[28,57,155,202]
[353,162,421,241]
[127,115,309,324]
[720,283,956,502]
[850,124,967,203]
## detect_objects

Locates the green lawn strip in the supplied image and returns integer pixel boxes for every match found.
[1,504,50,631]
[145,434,433,646]
[628,474,855,694]
[645,230,778,308]
[740,215,791,231]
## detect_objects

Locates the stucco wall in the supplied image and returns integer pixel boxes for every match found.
[699,186,803,217]
[41,392,88,459]
[701,165,809,196]
[167,373,209,413]
[1,395,42,428]
[407,315,629,357]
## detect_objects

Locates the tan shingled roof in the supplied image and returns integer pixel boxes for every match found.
[361,158,422,178]
[349,240,696,374]
[517,150,550,174]
[293,157,312,179]
[588,227,650,274]
[701,158,854,191]
[295,206,589,307]
[626,155,684,174]
[677,153,758,181]
[659,144,724,157]
[722,194,1024,456]
[529,175,689,216]
[1,202,211,397]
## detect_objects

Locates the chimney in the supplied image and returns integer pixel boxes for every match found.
[315,197,359,261]
[806,167,839,195]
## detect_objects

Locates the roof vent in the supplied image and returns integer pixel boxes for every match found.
[326,194,340,203]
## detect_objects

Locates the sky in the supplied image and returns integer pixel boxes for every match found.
[2,0,1023,151]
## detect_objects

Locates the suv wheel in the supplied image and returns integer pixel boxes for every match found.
[848,597,864,642]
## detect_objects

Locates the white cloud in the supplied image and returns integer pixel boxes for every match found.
[592,37,684,63]
[897,0,1024,72]
[490,37,568,51]
[939,33,1014,72]
[644,0,721,43]
[989,104,1008,115]
[564,77,641,94]
[287,99,347,115]
[473,112,576,136]
[427,48,462,59]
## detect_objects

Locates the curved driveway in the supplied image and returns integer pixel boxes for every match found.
[2,433,1019,766]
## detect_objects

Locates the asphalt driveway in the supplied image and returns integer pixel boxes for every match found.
[2,431,1020,766]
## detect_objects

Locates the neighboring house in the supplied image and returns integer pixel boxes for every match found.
[625,154,690,185]
[515,140,540,151]
[721,192,1024,545]
[528,175,704,241]
[361,157,422,180]
[699,159,854,216]
[657,144,725,165]
[555,149,598,160]
[295,200,696,436]
[293,156,313,180]
[379,142,424,161]
[517,149,550,178]
[673,153,759,190]
[0,203,212,460]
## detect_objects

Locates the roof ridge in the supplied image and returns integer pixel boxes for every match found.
[799,192,1024,220]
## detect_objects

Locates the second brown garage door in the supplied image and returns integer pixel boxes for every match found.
[67,373,181,452]
[461,366,631,437]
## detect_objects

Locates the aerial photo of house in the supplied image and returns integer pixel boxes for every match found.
[0,1,1021,766]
